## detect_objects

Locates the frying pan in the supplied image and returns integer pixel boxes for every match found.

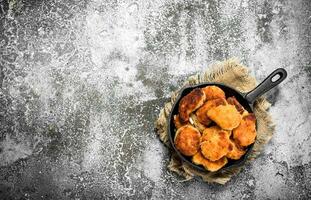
[168,68,287,172]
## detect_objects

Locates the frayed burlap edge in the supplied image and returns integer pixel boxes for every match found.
[155,58,275,185]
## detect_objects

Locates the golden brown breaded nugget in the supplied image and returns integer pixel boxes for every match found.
[200,126,222,143]
[195,98,227,126]
[178,88,206,123]
[227,96,245,115]
[207,105,242,130]
[226,140,246,160]
[227,96,250,117]
[174,125,201,156]
[200,128,230,161]
[202,86,225,100]
[173,115,188,129]
[192,151,228,172]
[233,113,257,147]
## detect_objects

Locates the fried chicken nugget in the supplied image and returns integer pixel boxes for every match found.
[207,105,242,130]
[202,86,225,100]
[227,96,245,115]
[227,96,250,117]
[192,151,228,172]
[195,98,227,126]
[174,125,201,156]
[200,126,222,142]
[178,88,206,123]
[233,113,257,147]
[226,140,246,160]
[200,127,231,161]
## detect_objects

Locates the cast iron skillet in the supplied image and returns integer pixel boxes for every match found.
[168,68,287,172]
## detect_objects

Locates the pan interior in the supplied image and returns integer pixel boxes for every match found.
[168,83,254,172]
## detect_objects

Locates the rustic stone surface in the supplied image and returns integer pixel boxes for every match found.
[0,0,310,199]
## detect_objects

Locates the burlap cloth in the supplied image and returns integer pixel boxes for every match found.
[155,58,275,184]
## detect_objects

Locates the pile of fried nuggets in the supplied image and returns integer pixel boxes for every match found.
[174,86,257,172]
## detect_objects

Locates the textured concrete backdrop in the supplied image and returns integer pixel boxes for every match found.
[0,0,310,199]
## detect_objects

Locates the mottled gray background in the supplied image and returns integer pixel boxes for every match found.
[0,0,310,199]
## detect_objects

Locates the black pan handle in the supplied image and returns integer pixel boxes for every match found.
[244,68,287,104]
